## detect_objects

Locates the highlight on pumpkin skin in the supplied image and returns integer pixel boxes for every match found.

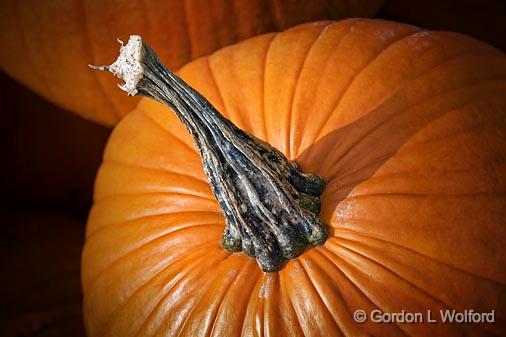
[91,35,328,272]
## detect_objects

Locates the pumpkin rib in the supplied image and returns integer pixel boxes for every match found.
[318,245,415,336]
[208,260,259,337]
[302,76,506,184]
[393,94,506,152]
[88,193,220,227]
[277,271,305,337]
[331,229,506,288]
[310,24,420,144]
[84,212,223,250]
[326,238,501,337]
[298,258,343,335]
[401,117,506,158]
[327,167,482,198]
[205,57,227,120]
[263,274,284,337]
[328,197,506,285]
[285,264,334,337]
[329,238,453,310]
[242,273,275,337]
[84,221,223,272]
[206,31,280,139]
[138,106,200,156]
[93,190,217,205]
[299,254,348,337]
[332,230,506,290]
[328,237,505,335]
[320,71,506,180]
[322,81,506,183]
[285,24,330,160]
[264,274,286,337]
[192,260,252,337]
[91,223,222,280]
[294,259,371,336]
[88,223,223,276]
[102,245,228,337]
[315,47,504,145]
[315,47,500,145]
[310,248,387,337]
[258,275,270,337]
[97,245,213,336]
[289,23,346,157]
[87,209,222,238]
[94,184,214,203]
[208,53,250,131]
[258,32,277,142]
[150,254,240,337]
[262,20,340,154]
[83,227,222,295]
[314,247,384,314]
[94,163,213,201]
[149,254,236,337]
[288,19,366,158]
[257,273,276,337]
[280,19,361,154]
[84,242,228,336]
[334,235,506,311]
[101,159,208,184]
[83,222,224,287]
[262,33,281,145]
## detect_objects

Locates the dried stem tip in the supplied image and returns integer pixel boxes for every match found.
[89,35,144,96]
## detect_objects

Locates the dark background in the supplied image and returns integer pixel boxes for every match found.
[0,1,504,336]
[0,74,109,337]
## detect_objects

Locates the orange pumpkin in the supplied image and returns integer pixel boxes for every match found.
[82,19,506,336]
[0,0,383,126]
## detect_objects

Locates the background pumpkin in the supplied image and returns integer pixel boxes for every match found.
[0,0,383,126]
[82,19,506,336]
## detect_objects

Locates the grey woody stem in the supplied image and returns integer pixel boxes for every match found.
[90,35,327,272]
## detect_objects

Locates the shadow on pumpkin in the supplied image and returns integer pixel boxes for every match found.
[296,92,455,239]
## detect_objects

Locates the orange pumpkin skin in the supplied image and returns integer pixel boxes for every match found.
[0,0,383,126]
[82,19,506,336]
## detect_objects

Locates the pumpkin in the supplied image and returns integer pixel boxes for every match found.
[382,0,506,51]
[0,0,383,126]
[82,19,506,336]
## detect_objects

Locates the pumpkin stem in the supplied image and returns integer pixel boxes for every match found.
[90,35,328,272]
